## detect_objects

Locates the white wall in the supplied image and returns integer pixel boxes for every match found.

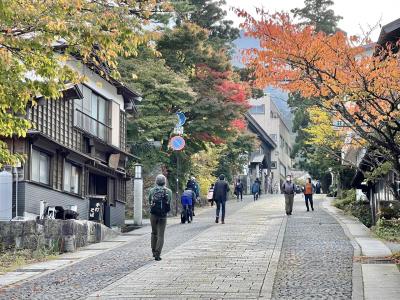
[249,95,293,188]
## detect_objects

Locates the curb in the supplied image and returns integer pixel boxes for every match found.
[259,214,287,299]
[321,198,364,300]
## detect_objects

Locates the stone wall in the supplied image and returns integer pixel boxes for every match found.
[0,219,119,253]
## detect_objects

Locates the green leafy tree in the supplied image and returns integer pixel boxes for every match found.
[291,0,342,34]
[214,132,255,183]
[0,0,159,167]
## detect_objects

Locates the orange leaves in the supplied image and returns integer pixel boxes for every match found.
[238,9,400,133]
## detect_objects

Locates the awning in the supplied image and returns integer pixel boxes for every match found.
[251,154,265,164]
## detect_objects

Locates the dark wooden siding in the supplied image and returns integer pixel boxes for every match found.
[120,110,127,152]
[30,99,82,152]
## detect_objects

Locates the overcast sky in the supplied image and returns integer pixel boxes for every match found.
[224,0,400,41]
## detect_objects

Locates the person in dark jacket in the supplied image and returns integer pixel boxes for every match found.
[251,179,261,201]
[235,179,244,201]
[213,174,230,224]
[186,176,200,216]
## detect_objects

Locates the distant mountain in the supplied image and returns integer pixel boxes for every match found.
[232,31,292,128]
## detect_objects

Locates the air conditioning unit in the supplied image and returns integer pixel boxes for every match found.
[270,161,277,169]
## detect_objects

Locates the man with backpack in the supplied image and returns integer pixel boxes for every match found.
[148,174,172,261]
[282,175,296,215]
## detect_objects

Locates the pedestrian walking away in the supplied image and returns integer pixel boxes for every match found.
[213,174,230,224]
[251,179,261,201]
[303,177,315,212]
[315,180,322,194]
[207,183,215,206]
[149,174,172,261]
[282,175,296,215]
[181,185,196,223]
[186,176,200,216]
[235,179,244,201]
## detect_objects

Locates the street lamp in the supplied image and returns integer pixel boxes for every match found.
[134,163,142,179]
[133,163,143,226]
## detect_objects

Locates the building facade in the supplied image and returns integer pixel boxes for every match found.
[1,59,139,226]
[249,95,293,193]
[245,114,276,194]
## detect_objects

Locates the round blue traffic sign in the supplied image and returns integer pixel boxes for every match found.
[170,136,186,151]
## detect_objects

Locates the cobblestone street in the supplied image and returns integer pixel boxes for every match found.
[271,196,353,299]
[2,194,396,300]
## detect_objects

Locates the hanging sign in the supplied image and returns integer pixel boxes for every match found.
[176,112,186,127]
[170,136,186,151]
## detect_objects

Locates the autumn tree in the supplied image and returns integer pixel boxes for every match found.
[239,10,400,198]
[157,21,252,183]
[0,0,161,167]
[288,0,343,188]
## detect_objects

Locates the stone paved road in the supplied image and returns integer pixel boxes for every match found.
[86,195,286,300]
[0,194,355,300]
[271,195,353,300]
[0,199,250,300]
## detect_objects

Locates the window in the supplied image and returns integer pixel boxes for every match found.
[280,135,284,149]
[32,149,50,184]
[270,134,277,142]
[249,104,265,114]
[74,85,110,141]
[64,161,81,194]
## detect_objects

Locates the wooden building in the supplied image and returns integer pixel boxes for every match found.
[2,58,140,226]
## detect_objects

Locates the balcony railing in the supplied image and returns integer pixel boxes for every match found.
[74,109,111,143]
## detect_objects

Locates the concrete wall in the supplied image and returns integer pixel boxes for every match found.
[16,182,89,220]
[0,219,118,252]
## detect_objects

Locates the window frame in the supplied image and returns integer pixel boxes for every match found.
[74,84,111,142]
[63,160,82,195]
[31,147,51,186]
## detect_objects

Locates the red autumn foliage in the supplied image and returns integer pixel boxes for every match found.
[230,119,247,131]
[195,132,225,144]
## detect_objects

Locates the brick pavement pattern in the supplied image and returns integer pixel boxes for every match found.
[0,195,355,300]
[271,196,354,300]
[87,196,285,299]
[0,201,249,300]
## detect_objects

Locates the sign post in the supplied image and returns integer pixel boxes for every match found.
[170,112,186,216]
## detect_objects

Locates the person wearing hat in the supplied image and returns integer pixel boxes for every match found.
[148,174,172,261]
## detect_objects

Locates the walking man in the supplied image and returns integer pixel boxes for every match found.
[252,179,261,201]
[186,176,200,216]
[282,175,296,215]
[235,179,244,201]
[213,174,230,224]
[149,174,172,261]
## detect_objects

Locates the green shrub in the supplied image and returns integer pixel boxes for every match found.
[378,202,400,220]
[373,218,400,242]
[333,189,356,210]
[333,189,372,227]
[350,202,373,228]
